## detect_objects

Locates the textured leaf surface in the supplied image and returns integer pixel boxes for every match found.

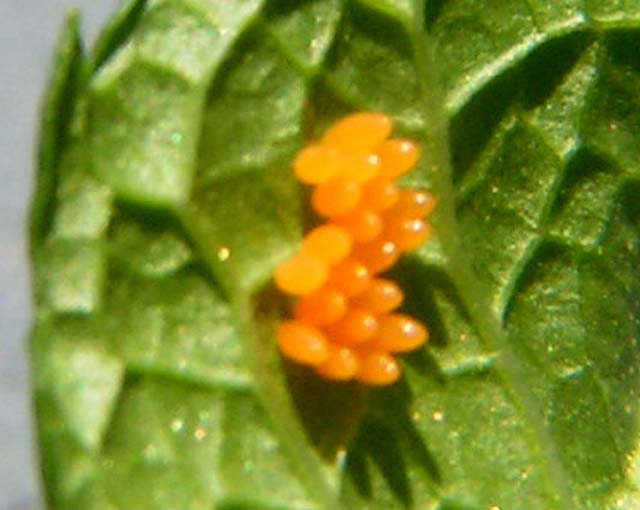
[32,1,640,509]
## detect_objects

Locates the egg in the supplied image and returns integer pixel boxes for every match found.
[273,112,435,385]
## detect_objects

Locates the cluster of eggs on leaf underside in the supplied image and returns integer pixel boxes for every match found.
[275,113,436,385]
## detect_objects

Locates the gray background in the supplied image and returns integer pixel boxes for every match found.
[1,2,116,508]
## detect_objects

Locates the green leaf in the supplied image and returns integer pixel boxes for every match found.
[31,2,640,510]
[31,11,83,252]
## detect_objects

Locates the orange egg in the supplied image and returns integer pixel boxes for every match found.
[302,224,352,265]
[393,190,436,219]
[384,218,431,251]
[370,314,428,352]
[274,253,328,295]
[375,139,420,178]
[315,345,360,381]
[356,351,400,385]
[294,288,347,326]
[325,258,372,297]
[337,153,381,183]
[335,209,383,244]
[351,278,404,314]
[323,112,392,153]
[294,145,342,184]
[326,308,378,346]
[362,178,399,211]
[353,239,399,274]
[312,179,361,217]
[277,320,329,365]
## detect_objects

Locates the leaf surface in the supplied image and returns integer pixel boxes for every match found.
[32,1,640,509]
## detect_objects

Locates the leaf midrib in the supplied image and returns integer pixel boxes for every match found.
[409,2,576,508]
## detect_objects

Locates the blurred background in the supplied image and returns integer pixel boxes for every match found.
[1,2,116,508]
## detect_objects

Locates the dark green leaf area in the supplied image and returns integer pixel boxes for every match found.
[325,2,423,130]
[32,2,640,510]
[197,35,305,181]
[458,119,561,313]
[189,32,306,294]
[583,32,640,175]
[265,0,342,70]
[427,0,640,112]
[400,30,640,509]
[404,26,640,510]
[507,195,640,506]
[402,371,550,509]
[547,151,619,247]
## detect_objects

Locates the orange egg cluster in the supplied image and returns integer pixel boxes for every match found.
[274,113,436,385]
